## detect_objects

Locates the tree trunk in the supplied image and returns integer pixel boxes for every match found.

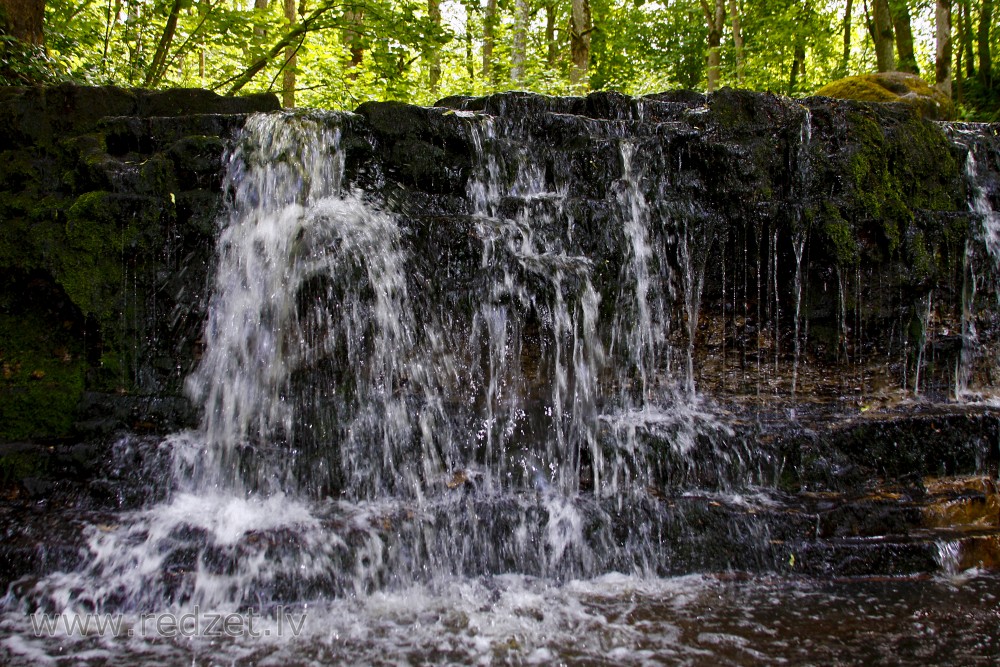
[872,0,895,72]
[512,0,528,82]
[569,0,591,88]
[343,7,364,79]
[980,0,993,88]
[789,40,806,94]
[961,0,975,76]
[0,0,45,45]
[889,0,918,73]
[143,0,184,87]
[701,0,726,92]
[546,3,557,68]
[428,0,441,89]
[464,0,474,79]
[254,0,269,37]
[197,0,208,81]
[282,0,298,108]
[729,0,744,85]
[483,0,497,82]
[842,0,853,74]
[956,30,964,102]
[936,0,952,97]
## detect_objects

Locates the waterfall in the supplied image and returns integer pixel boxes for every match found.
[463,115,604,494]
[176,112,428,500]
[947,125,1000,399]
[11,107,782,617]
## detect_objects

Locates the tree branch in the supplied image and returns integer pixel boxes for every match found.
[217,0,350,95]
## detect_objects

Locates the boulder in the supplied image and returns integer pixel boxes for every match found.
[814,71,955,120]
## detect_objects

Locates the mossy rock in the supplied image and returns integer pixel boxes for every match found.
[815,72,955,121]
[0,273,88,441]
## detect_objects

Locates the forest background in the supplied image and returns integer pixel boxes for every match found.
[1,0,998,119]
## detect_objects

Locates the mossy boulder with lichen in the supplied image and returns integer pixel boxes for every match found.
[815,72,955,121]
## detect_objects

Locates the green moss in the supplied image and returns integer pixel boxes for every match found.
[0,149,37,191]
[905,230,935,283]
[0,314,85,440]
[0,451,48,484]
[816,72,955,120]
[59,191,163,320]
[139,154,178,195]
[889,116,961,212]
[816,76,899,103]
[845,113,917,257]
[820,203,860,266]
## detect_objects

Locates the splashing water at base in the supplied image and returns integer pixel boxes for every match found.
[5,573,1000,666]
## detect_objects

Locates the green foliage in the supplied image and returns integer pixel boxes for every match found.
[0,1,996,116]
[738,0,840,94]
[0,0,965,109]
[0,35,70,85]
[591,0,706,93]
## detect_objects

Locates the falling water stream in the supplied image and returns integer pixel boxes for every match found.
[3,110,1000,665]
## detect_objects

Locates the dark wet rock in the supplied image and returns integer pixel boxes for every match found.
[0,86,272,444]
[0,84,278,148]
[2,86,996,446]
[775,408,1000,493]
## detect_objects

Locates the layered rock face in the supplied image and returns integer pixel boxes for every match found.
[1,86,1000,583]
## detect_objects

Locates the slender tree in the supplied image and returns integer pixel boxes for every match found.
[872,0,896,72]
[729,0,744,86]
[427,0,441,89]
[788,1,814,94]
[936,0,952,97]
[980,0,993,87]
[512,0,529,82]
[483,0,497,82]
[545,2,557,68]
[282,0,298,107]
[956,11,964,102]
[701,0,726,92]
[889,0,918,73]
[961,0,975,76]
[570,0,592,87]
[255,0,270,36]
[343,5,364,79]
[463,0,475,80]
[144,0,185,87]
[841,0,853,74]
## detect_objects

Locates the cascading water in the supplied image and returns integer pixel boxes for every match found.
[178,112,422,499]
[8,107,778,625]
[946,125,1000,400]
